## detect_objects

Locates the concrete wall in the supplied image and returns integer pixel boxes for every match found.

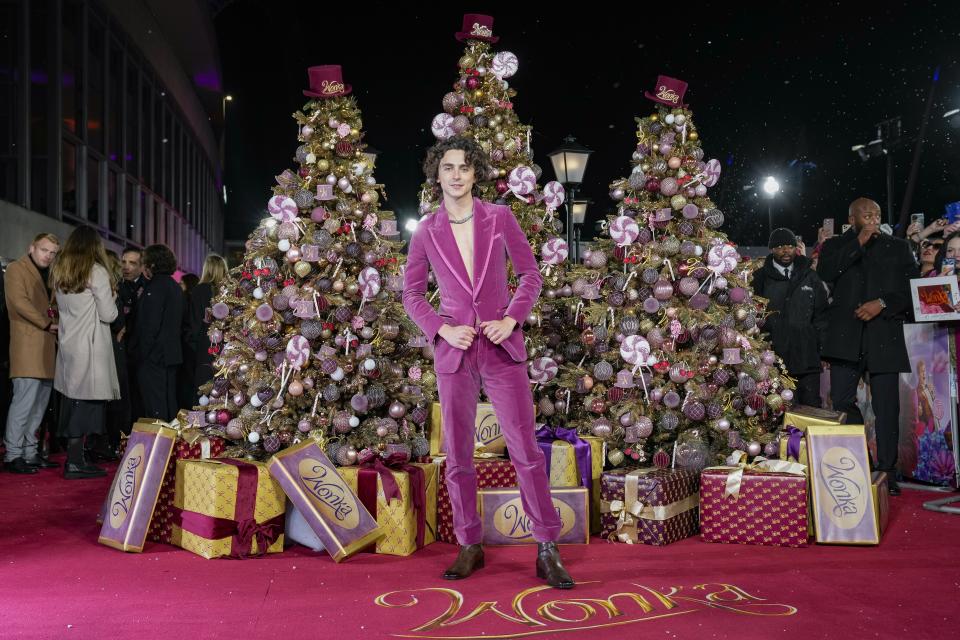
[0,202,127,264]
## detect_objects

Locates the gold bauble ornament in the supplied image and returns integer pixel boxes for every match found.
[650,114,659,122]
[689,131,699,141]
[294,261,312,278]
[459,55,476,69]
[350,128,359,137]
[498,169,507,177]
[421,371,436,388]
[346,282,359,296]
[317,159,330,172]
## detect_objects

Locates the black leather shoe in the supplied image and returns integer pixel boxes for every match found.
[4,458,39,474]
[888,481,901,496]
[442,544,485,580]
[537,542,575,590]
[24,456,59,469]
[64,463,107,479]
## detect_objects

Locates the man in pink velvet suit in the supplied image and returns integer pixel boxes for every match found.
[402,138,574,589]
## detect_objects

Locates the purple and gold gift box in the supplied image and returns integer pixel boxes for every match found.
[700,461,809,548]
[170,458,285,559]
[436,458,517,544]
[338,459,438,556]
[98,422,177,552]
[112,412,227,544]
[806,424,880,545]
[479,487,589,545]
[600,468,699,546]
[268,440,383,562]
[430,401,507,457]
[535,427,606,533]
[780,405,846,466]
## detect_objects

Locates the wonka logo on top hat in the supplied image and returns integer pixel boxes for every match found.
[455,13,500,43]
[303,65,352,99]
[644,75,689,108]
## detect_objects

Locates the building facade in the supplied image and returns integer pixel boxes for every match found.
[0,0,224,271]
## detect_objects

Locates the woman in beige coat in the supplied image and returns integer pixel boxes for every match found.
[51,226,119,479]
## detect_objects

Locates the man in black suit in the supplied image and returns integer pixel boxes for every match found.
[119,248,146,423]
[130,245,183,421]
[818,197,918,495]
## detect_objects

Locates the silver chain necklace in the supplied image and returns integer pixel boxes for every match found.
[448,212,474,225]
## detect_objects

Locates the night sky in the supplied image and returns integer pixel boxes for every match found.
[214,3,960,248]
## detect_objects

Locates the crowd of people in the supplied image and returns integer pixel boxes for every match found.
[1,227,227,478]
[752,197,960,496]
[3,198,958,485]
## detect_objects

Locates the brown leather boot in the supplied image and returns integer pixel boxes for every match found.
[536,542,574,589]
[442,544,485,580]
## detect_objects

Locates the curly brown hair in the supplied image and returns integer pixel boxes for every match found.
[422,138,492,193]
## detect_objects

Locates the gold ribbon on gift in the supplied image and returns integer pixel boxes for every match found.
[704,456,807,500]
[599,468,699,544]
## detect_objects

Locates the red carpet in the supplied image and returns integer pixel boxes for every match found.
[2,456,958,640]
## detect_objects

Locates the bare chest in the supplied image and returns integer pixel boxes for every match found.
[449,223,475,282]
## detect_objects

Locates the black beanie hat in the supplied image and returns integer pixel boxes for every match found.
[768,228,797,249]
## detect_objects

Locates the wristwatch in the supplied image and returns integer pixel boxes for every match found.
[877,298,886,309]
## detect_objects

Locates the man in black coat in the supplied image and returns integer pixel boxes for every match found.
[130,245,183,421]
[818,198,918,495]
[752,228,829,407]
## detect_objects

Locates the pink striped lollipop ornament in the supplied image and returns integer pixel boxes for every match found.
[431,113,456,140]
[285,335,311,370]
[707,243,740,274]
[619,334,651,366]
[357,266,381,299]
[529,356,559,383]
[543,181,565,212]
[267,195,299,222]
[703,159,722,187]
[609,215,640,246]
[541,237,568,265]
[508,166,536,196]
[491,51,519,79]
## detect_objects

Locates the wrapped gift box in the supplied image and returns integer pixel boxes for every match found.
[98,422,177,552]
[783,405,846,430]
[599,468,699,546]
[268,441,382,562]
[479,487,589,545]
[430,401,507,457]
[700,465,808,547]
[171,458,285,559]
[339,460,438,556]
[436,458,518,544]
[806,424,879,545]
[114,423,226,544]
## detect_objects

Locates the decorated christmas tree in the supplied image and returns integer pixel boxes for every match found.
[194,66,434,464]
[568,76,795,469]
[421,14,587,428]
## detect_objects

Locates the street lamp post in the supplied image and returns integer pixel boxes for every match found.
[547,135,593,254]
[851,117,902,226]
[762,175,780,237]
[570,199,588,262]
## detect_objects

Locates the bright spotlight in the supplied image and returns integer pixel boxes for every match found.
[762,176,781,196]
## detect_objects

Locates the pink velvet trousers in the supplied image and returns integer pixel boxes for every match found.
[436,335,561,545]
